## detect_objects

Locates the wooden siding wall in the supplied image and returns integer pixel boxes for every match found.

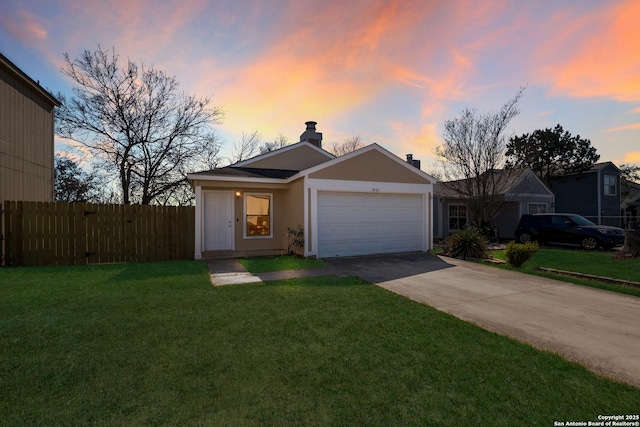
[0,65,55,204]
[1,201,194,266]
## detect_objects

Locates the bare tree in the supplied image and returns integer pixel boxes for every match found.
[436,88,525,227]
[260,133,290,154]
[327,135,364,156]
[54,155,101,202]
[55,46,223,205]
[231,130,262,163]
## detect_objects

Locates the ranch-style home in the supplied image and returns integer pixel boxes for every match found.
[187,122,435,259]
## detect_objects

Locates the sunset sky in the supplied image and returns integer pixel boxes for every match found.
[1,0,639,172]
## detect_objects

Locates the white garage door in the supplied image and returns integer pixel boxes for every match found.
[317,191,425,257]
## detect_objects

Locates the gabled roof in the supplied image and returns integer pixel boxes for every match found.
[434,169,552,198]
[555,161,620,178]
[0,53,61,107]
[188,143,435,185]
[294,143,436,183]
[233,140,334,168]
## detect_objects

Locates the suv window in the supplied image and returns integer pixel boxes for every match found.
[551,215,568,226]
[536,216,551,225]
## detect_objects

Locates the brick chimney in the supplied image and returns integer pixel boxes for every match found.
[406,154,421,169]
[300,121,323,148]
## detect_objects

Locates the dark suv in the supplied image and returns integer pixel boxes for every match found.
[515,213,625,250]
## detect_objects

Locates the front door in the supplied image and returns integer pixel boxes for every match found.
[204,191,234,250]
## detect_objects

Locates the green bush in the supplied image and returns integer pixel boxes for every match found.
[505,240,539,269]
[442,228,488,260]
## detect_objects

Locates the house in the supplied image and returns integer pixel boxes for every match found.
[433,169,554,240]
[548,162,621,227]
[0,53,61,204]
[187,121,435,259]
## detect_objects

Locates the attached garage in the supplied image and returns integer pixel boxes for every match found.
[317,191,426,257]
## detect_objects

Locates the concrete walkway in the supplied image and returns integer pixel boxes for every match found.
[326,253,640,388]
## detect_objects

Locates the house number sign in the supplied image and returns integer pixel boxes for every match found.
[372,188,380,192]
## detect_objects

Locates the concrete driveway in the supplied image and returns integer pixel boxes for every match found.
[326,252,640,388]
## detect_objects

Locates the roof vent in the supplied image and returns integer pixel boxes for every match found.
[300,121,323,148]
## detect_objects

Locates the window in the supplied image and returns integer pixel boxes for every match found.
[604,175,617,196]
[448,205,467,230]
[244,193,272,237]
[528,203,548,214]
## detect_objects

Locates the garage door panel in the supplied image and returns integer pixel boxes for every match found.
[317,191,424,257]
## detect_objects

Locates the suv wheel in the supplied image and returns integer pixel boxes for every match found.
[580,236,599,250]
[518,232,533,243]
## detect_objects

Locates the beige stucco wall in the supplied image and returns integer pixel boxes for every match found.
[309,150,431,184]
[198,179,304,253]
[241,144,331,170]
[281,177,305,253]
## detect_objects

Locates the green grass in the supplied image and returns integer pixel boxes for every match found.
[238,255,325,273]
[1,262,639,425]
[491,247,640,297]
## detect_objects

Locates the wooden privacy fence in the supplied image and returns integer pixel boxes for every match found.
[1,201,194,266]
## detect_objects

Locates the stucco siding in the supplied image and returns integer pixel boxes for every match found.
[282,178,305,253]
[309,150,431,184]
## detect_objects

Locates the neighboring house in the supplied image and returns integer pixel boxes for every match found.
[0,53,61,204]
[622,180,640,228]
[187,121,435,259]
[548,162,621,227]
[433,169,554,240]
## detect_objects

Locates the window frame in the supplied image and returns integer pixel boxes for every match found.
[448,204,468,231]
[527,203,548,214]
[604,175,617,196]
[243,192,273,239]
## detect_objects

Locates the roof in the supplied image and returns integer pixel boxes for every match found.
[555,161,620,177]
[434,169,529,198]
[189,166,299,179]
[0,53,61,107]
[188,143,435,185]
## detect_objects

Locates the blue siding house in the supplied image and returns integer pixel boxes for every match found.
[433,169,554,240]
[549,162,621,227]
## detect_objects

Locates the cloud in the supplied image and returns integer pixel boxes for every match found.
[624,152,640,163]
[605,123,640,132]
[1,9,47,42]
[541,1,640,102]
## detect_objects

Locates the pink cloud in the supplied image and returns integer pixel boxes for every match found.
[624,152,640,163]
[541,1,640,102]
[1,9,47,42]
[606,123,640,132]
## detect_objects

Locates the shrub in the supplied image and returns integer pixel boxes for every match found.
[442,228,488,260]
[287,225,305,257]
[504,240,539,269]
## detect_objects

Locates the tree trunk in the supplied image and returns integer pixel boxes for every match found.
[620,224,640,258]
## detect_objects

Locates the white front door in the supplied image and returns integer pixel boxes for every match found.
[204,191,234,250]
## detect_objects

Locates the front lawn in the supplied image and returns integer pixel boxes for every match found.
[238,255,325,273]
[1,261,638,425]
[491,247,640,297]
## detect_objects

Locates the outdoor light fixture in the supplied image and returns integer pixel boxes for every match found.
[235,191,241,198]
